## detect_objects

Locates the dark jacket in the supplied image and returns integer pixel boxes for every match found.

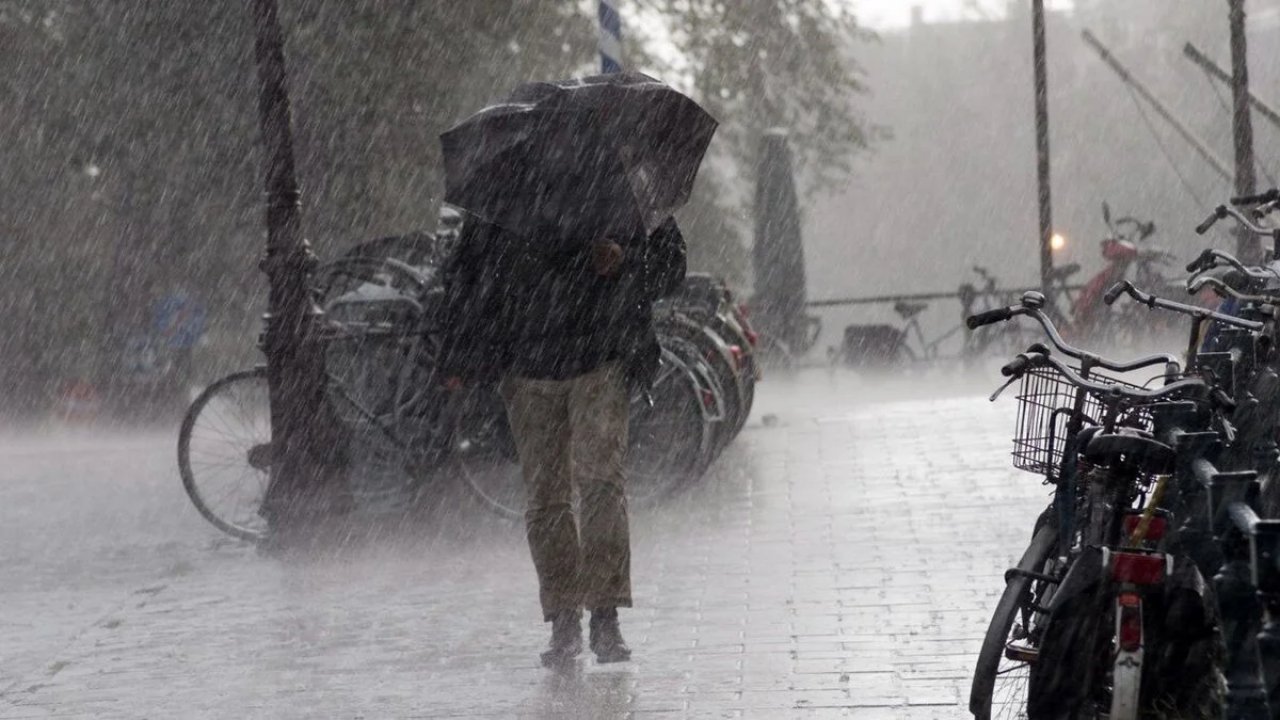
[437,217,686,391]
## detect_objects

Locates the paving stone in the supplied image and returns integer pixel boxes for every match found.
[0,370,1046,718]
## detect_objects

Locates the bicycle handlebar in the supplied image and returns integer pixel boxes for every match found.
[1187,275,1280,307]
[1113,217,1156,241]
[965,306,1014,329]
[1184,248,1276,282]
[1006,351,1206,402]
[1001,353,1034,377]
[1195,212,1220,235]
[1103,282,1127,306]
[1231,189,1280,206]
[1104,281,1264,331]
[965,291,1182,373]
[1196,204,1279,238]
[1186,249,1213,273]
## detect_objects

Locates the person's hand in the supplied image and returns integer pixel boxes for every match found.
[592,240,624,277]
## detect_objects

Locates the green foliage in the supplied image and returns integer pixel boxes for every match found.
[633,0,876,193]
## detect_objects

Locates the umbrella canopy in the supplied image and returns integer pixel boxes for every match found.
[441,71,717,243]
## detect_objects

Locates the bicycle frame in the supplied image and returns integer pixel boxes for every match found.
[900,314,965,362]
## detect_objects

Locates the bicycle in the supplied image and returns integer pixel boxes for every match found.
[965,292,1232,720]
[178,253,730,537]
[834,266,1057,369]
[960,265,1071,362]
[663,273,761,432]
[1071,202,1186,350]
[966,190,1280,719]
[834,296,966,369]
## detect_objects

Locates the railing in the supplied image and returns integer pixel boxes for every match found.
[806,285,1081,309]
[805,285,1082,364]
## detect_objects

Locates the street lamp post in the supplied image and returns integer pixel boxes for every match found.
[250,0,332,537]
[1031,0,1055,303]
[1228,0,1260,261]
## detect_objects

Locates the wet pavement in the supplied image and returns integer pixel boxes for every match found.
[0,369,1048,719]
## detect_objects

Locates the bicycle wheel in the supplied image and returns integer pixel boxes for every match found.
[706,314,756,433]
[659,334,731,456]
[970,522,1058,720]
[177,368,271,542]
[665,319,745,445]
[629,352,715,492]
[452,391,524,520]
[454,364,716,520]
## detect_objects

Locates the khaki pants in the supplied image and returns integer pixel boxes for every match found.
[500,361,631,620]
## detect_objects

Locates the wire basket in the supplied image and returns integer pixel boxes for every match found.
[1012,366,1154,477]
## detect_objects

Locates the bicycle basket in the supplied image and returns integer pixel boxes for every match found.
[1011,366,1154,477]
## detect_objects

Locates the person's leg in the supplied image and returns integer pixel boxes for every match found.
[500,376,580,620]
[568,361,632,661]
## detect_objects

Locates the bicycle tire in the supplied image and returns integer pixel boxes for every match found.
[452,453,524,521]
[630,353,716,489]
[660,330,734,454]
[706,314,757,433]
[970,522,1058,720]
[663,317,747,445]
[453,364,715,521]
[738,365,756,430]
[447,387,523,520]
[177,368,271,542]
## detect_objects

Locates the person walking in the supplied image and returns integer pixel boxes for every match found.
[437,71,712,667]
[440,212,686,667]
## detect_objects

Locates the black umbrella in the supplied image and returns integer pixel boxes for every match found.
[441,71,717,242]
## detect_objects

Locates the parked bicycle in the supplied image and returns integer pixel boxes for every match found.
[960,265,1069,361]
[966,190,1280,719]
[965,291,1235,720]
[1070,202,1185,349]
[177,244,753,538]
[835,266,1057,368]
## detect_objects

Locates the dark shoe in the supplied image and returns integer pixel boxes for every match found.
[589,607,632,663]
[540,610,583,668]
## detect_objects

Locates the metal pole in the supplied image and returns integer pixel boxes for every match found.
[1184,42,1280,133]
[1229,0,1260,260]
[251,0,329,536]
[598,0,622,72]
[1083,29,1233,184]
[1032,0,1054,301]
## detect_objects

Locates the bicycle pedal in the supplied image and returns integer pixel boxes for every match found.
[1004,643,1039,663]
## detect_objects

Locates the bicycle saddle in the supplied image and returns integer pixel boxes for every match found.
[893,301,928,320]
[1083,429,1176,476]
[1051,263,1081,281]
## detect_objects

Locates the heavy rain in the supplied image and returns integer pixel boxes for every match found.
[3,0,1280,718]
